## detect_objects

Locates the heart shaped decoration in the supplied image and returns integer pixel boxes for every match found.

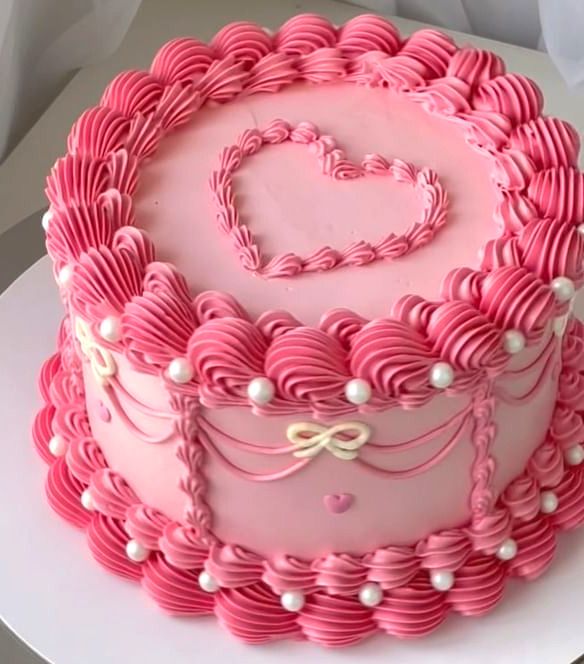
[209,118,449,279]
[323,493,354,514]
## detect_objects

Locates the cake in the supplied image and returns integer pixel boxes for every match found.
[34,13,584,647]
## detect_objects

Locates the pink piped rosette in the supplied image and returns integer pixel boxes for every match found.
[36,13,584,647]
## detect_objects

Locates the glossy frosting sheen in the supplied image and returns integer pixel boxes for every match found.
[38,13,584,648]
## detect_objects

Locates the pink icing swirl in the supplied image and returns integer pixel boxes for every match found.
[562,319,584,370]
[46,154,109,210]
[491,148,536,190]
[298,593,377,647]
[66,436,107,484]
[549,405,584,450]
[122,288,197,371]
[188,318,267,404]
[494,191,538,233]
[38,352,62,402]
[337,14,400,56]
[100,70,163,118]
[274,14,337,56]
[508,515,557,580]
[319,308,366,349]
[195,57,248,103]
[155,82,202,131]
[558,368,584,410]
[527,166,584,224]
[211,22,272,67]
[365,546,419,590]
[297,47,346,83]
[87,513,143,581]
[243,52,298,95]
[447,554,505,616]
[159,522,208,570]
[205,544,264,588]
[467,508,512,554]
[549,467,584,531]
[33,405,57,465]
[408,77,471,115]
[373,571,448,638]
[45,457,90,529]
[262,555,316,594]
[400,29,456,79]
[472,73,543,125]
[518,218,584,284]
[528,440,565,488]
[193,290,249,323]
[501,474,540,522]
[509,117,580,169]
[67,107,130,158]
[480,266,555,335]
[312,553,368,596]
[89,469,139,519]
[142,553,214,615]
[350,319,434,406]
[124,504,169,550]
[426,301,506,373]
[456,110,512,151]
[415,529,472,571]
[150,38,214,84]
[446,47,505,87]
[70,243,148,322]
[479,235,521,272]
[215,583,302,644]
[265,327,349,404]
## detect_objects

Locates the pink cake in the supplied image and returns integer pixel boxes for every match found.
[35,14,584,647]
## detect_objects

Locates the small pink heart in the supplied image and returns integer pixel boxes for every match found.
[324,493,354,514]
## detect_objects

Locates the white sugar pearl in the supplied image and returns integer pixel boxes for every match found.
[565,444,584,466]
[496,538,518,561]
[198,570,220,593]
[577,224,584,236]
[247,377,275,405]
[57,264,74,287]
[553,314,569,337]
[280,590,305,612]
[503,329,526,354]
[551,276,575,303]
[358,582,383,607]
[99,316,122,343]
[345,378,372,405]
[168,357,194,384]
[48,434,67,457]
[81,489,94,511]
[540,490,559,514]
[430,569,454,592]
[41,209,53,232]
[429,362,454,389]
[126,539,150,563]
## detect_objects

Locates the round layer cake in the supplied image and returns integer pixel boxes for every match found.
[36,14,584,647]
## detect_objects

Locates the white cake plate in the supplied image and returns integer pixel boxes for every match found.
[1,257,583,664]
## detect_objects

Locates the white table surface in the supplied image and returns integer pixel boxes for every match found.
[1,1,583,662]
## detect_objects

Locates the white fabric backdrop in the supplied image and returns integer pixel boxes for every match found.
[0,0,582,164]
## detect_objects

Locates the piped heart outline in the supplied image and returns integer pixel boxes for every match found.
[209,118,449,279]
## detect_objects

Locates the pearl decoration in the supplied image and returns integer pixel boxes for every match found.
[99,316,122,343]
[126,539,150,563]
[48,434,67,457]
[358,582,383,607]
[496,538,518,561]
[551,276,575,303]
[247,377,275,405]
[198,570,220,593]
[280,590,305,612]
[41,209,52,232]
[540,490,559,514]
[503,329,526,354]
[577,224,584,236]
[80,489,94,511]
[430,569,454,592]
[57,264,74,287]
[565,444,584,466]
[168,357,194,384]
[345,378,372,405]
[429,362,454,389]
